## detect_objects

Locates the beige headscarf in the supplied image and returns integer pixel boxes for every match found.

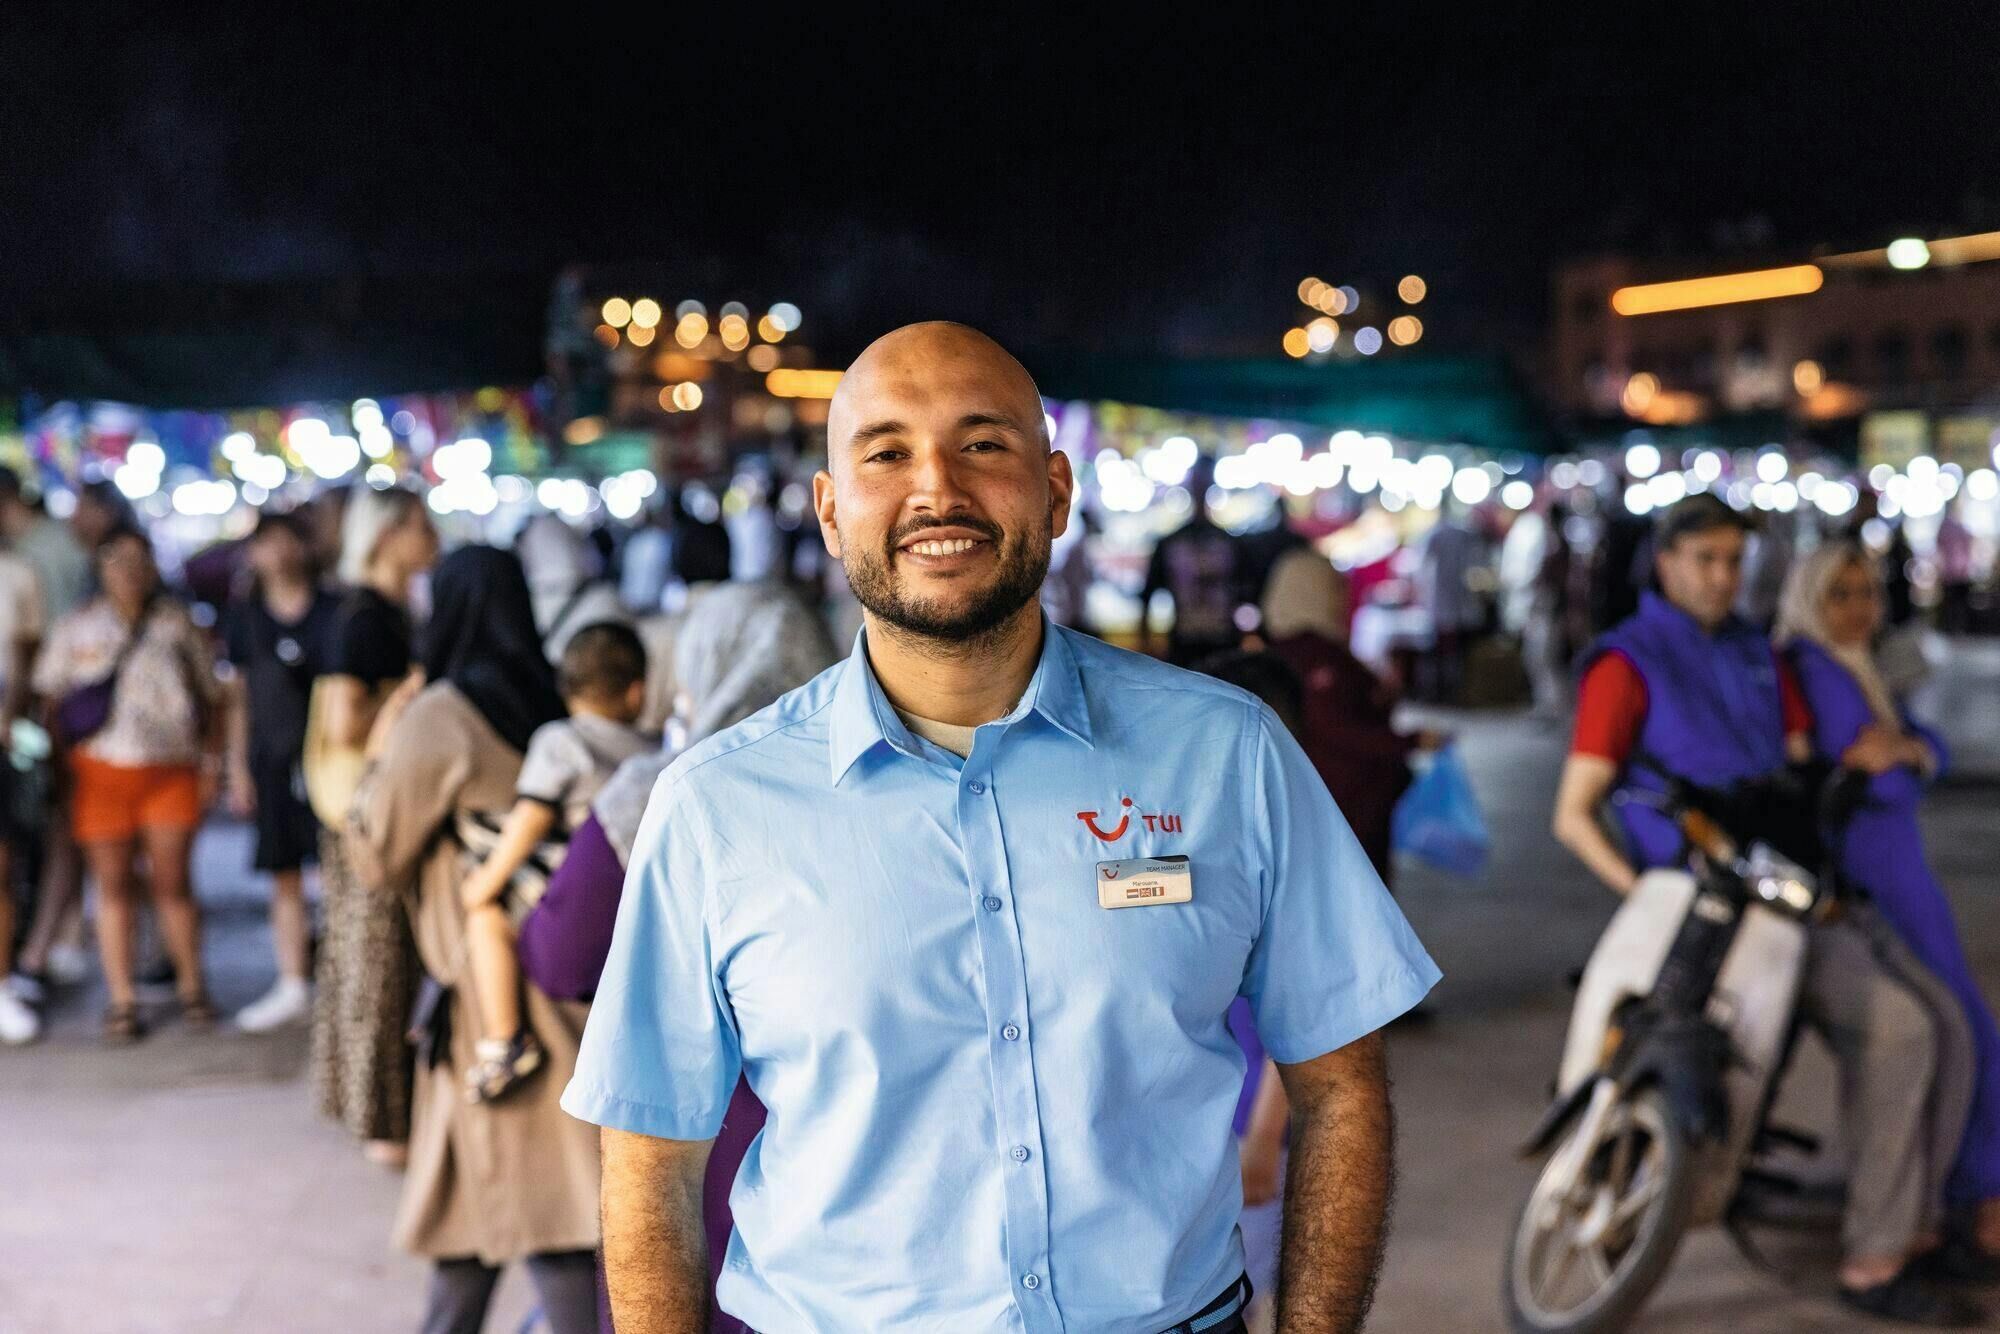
[1261,548,1351,642]
[1775,540,1901,727]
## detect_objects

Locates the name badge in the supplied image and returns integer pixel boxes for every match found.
[1096,855,1193,909]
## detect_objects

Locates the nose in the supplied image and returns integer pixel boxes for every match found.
[907,442,974,517]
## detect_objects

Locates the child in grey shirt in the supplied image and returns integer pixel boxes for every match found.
[459,622,656,1101]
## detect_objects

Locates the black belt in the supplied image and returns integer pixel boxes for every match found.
[748,1271,1253,1334]
[1157,1272,1253,1334]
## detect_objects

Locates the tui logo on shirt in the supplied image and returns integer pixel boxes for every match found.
[1076,797,1183,842]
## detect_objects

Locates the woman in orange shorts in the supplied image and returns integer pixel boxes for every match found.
[33,527,223,1041]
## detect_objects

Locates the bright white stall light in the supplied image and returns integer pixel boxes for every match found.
[1624,442,1661,479]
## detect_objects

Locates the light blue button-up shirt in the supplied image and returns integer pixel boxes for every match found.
[564,622,1440,1332]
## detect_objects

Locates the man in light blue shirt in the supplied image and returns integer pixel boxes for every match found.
[566,322,1440,1333]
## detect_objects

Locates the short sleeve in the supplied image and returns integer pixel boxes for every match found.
[1775,656,1813,737]
[562,772,742,1139]
[1241,704,1440,1063]
[1570,653,1647,763]
[516,722,585,805]
[327,597,410,682]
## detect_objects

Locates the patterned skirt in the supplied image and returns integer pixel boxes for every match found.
[309,826,420,1143]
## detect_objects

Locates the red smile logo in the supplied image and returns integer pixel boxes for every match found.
[1077,797,1184,841]
[1076,798,1133,842]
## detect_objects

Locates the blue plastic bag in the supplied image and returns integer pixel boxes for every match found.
[1391,742,1490,877]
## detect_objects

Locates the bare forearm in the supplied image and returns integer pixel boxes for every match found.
[1277,1037,1393,1334]
[225,680,251,771]
[460,800,557,909]
[1553,807,1636,896]
[322,675,374,749]
[1552,757,1634,896]
[602,1129,713,1334]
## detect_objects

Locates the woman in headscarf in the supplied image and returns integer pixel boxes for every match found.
[1779,540,2000,1263]
[345,546,600,1334]
[517,513,629,662]
[1256,547,1431,884]
[519,580,837,1334]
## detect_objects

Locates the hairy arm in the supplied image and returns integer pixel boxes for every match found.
[601,1126,715,1334]
[1274,1031,1393,1334]
[1551,753,1635,896]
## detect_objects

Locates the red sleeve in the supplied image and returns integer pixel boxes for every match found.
[1776,655,1812,738]
[1571,652,1648,764]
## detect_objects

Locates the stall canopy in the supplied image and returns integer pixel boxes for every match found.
[1027,352,1556,456]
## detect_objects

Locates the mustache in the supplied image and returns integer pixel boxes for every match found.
[886,515,1005,549]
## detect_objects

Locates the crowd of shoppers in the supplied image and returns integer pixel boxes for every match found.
[1,361,1997,1331]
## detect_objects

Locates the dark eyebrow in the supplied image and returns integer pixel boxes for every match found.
[850,419,909,445]
[850,412,1025,446]
[959,411,1025,433]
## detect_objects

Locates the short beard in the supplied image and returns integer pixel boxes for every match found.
[843,512,1051,654]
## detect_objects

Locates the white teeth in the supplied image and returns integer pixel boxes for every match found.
[908,538,978,556]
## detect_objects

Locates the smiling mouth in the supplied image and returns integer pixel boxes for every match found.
[902,537,987,557]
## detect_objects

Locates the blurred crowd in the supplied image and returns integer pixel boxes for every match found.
[0,447,1987,1330]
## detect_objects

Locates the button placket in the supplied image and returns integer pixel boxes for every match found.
[958,745,1060,1330]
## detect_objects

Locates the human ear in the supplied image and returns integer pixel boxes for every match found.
[812,469,842,560]
[1047,450,1075,541]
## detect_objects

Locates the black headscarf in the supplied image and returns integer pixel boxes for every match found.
[421,545,566,754]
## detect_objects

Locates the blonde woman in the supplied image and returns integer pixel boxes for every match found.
[308,486,437,1164]
[1780,541,2000,1273]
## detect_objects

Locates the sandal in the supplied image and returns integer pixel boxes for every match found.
[463,1031,545,1104]
[103,1004,148,1044]
[179,991,220,1030]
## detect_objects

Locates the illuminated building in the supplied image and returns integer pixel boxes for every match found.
[1551,229,2000,463]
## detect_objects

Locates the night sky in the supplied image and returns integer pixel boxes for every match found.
[6,8,1999,385]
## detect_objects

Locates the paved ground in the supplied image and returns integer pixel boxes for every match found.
[4,639,1998,1333]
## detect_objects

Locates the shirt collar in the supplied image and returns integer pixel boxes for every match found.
[1639,588,1757,644]
[827,617,1095,786]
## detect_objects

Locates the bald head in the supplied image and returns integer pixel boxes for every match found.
[828,322,1047,470]
[810,320,1073,648]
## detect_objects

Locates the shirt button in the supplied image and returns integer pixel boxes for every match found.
[1001,1023,1020,1041]
[967,780,986,794]
[1010,1144,1030,1162]
[982,896,1003,912]
[1021,1273,1041,1291]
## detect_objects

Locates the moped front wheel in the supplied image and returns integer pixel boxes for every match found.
[1503,1084,1698,1334]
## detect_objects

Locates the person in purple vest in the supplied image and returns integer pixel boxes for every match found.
[1552,493,1984,1327]
[1779,541,2000,1268]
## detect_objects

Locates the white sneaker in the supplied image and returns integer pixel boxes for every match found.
[45,944,90,986]
[0,981,41,1045]
[235,977,312,1033]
